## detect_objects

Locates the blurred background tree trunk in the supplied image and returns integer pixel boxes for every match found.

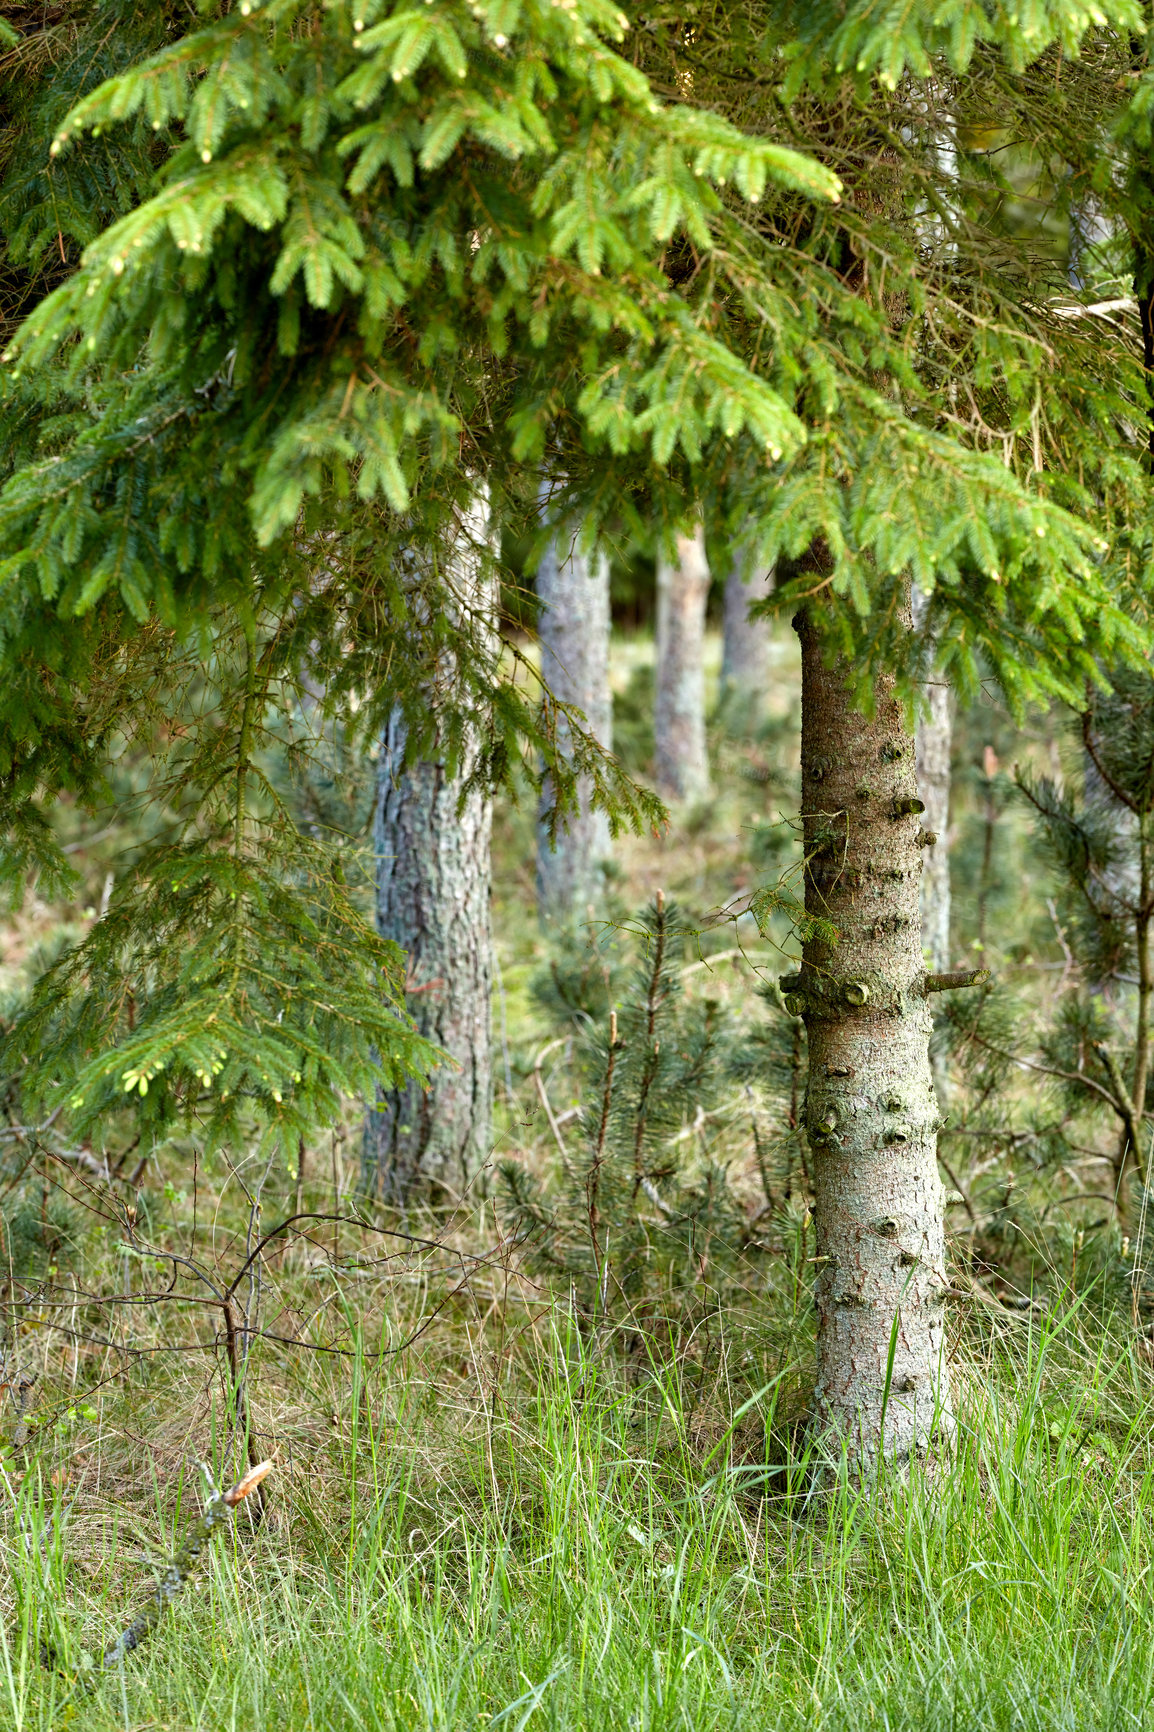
[916,681,953,976]
[720,548,774,719]
[912,578,953,987]
[655,525,711,803]
[536,524,612,926]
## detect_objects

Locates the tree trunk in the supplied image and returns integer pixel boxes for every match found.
[362,504,494,1206]
[915,681,953,974]
[654,525,711,803]
[536,525,612,925]
[720,549,774,714]
[789,606,953,1466]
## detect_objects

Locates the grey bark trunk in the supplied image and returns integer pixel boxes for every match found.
[654,525,711,803]
[536,526,612,925]
[363,503,494,1205]
[915,682,953,975]
[912,587,952,975]
[720,550,774,712]
[790,606,953,1465]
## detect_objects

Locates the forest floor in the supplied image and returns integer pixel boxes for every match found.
[1,624,1149,1731]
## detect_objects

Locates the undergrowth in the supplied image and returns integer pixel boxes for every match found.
[3,1298,1154,1731]
[0,623,1150,1729]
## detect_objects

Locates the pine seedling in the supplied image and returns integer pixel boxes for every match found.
[504,893,764,1336]
[933,671,1154,1260]
[1008,669,1154,1229]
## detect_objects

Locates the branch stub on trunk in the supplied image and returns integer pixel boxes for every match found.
[924,968,990,993]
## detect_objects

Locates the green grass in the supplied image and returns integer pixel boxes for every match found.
[5,1299,1154,1731]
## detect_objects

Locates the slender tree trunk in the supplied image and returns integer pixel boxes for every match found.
[789,605,953,1465]
[536,525,612,925]
[654,524,711,803]
[720,549,774,715]
[1084,753,1140,985]
[362,503,494,1205]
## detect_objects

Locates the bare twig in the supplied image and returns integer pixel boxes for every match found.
[101,1461,273,1671]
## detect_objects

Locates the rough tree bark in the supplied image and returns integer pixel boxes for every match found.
[912,588,953,975]
[720,548,774,714]
[915,684,953,975]
[536,525,612,924]
[654,524,711,803]
[786,605,954,1464]
[362,502,494,1205]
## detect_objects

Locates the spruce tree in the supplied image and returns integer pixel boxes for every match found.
[0,0,825,1150]
[633,4,1152,1460]
[787,597,958,1460]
